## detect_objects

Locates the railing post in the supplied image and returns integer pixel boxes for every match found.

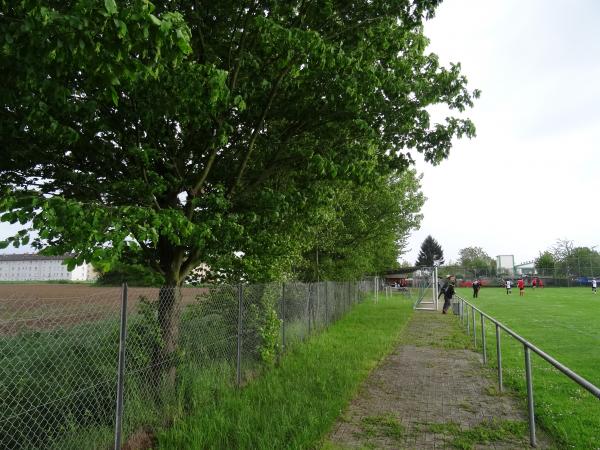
[481,314,487,364]
[236,284,243,387]
[496,323,503,392]
[114,283,128,450]
[282,283,286,351]
[472,306,477,347]
[466,306,470,334]
[524,346,537,447]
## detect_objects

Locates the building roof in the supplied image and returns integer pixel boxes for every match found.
[0,253,70,262]
[514,261,535,268]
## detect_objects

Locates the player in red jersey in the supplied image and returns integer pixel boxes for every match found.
[517,278,525,296]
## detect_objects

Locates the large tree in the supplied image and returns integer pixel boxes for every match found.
[535,251,555,276]
[295,169,425,281]
[0,1,477,374]
[415,235,444,266]
[458,246,494,275]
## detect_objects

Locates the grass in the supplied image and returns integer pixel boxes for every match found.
[456,287,600,449]
[360,414,405,440]
[158,295,414,450]
[420,420,528,449]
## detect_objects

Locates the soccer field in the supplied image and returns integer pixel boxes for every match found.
[456,287,600,449]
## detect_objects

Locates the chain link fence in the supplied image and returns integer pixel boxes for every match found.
[438,257,600,288]
[0,280,374,449]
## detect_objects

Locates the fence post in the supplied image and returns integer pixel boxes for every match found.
[316,282,320,330]
[348,282,351,309]
[282,283,286,351]
[236,284,243,387]
[524,346,537,447]
[113,283,128,450]
[324,281,329,325]
[481,314,487,364]
[307,284,312,335]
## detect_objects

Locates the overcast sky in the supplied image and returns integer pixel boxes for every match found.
[1,1,599,264]
[404,0,600,265]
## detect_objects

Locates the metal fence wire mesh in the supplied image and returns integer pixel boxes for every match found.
[0,280,373,449]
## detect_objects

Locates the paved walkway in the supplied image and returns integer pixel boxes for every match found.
[327,308,554,449]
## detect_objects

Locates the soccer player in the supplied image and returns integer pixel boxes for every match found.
[505,279,512,295]
[592,278,597,294]
[472,278,481,298]
[517,277,525,296]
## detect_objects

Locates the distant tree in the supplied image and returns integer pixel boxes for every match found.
[458,246,494,276]
[568,247,600,277]
[438,262,462,279]
[551,239,574,261]
[294,170,425,281]
[541,241,600,279]
[415,235,444,267]
[95,262,164,287]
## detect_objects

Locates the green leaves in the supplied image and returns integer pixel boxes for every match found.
[149,14,161,26]
[0,1,476,283]
[104,0,118,16]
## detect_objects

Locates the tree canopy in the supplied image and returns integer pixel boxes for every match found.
[294,169,425,281]
[535,251,555,272]
[0,0,478,286]
[457,246,495,274]
[415,235,444,266]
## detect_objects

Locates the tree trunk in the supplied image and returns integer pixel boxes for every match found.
[159,284,181,385]
[151,272,182,390]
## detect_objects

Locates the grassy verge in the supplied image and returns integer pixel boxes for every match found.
[158,295,413,450]
[456,287,600,449]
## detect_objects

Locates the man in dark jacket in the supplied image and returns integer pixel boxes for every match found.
[441,275,455,314]
[438,275,450,300]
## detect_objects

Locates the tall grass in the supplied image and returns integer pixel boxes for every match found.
[158,295,414,450]
[0,282,364,449]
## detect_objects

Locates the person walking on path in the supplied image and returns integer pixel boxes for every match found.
[592,278,597,294]
[505,279,512,295]
[438,275,450,300]
[442,277,455,314]
[472,278,481,298]
[517,277,525,297]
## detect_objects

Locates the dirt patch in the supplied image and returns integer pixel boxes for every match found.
[0,284,208,334]
[327,311,555,449]
[122,426,156,450]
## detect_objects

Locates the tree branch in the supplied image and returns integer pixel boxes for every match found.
[228,65,291,198]
[229,2,258,92]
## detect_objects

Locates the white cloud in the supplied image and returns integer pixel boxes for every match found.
[405,0,600,265]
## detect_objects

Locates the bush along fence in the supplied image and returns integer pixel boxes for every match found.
[454,295,600,448]
[0,280,375,449]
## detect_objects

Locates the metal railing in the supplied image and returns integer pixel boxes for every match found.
[455,295,600,447]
